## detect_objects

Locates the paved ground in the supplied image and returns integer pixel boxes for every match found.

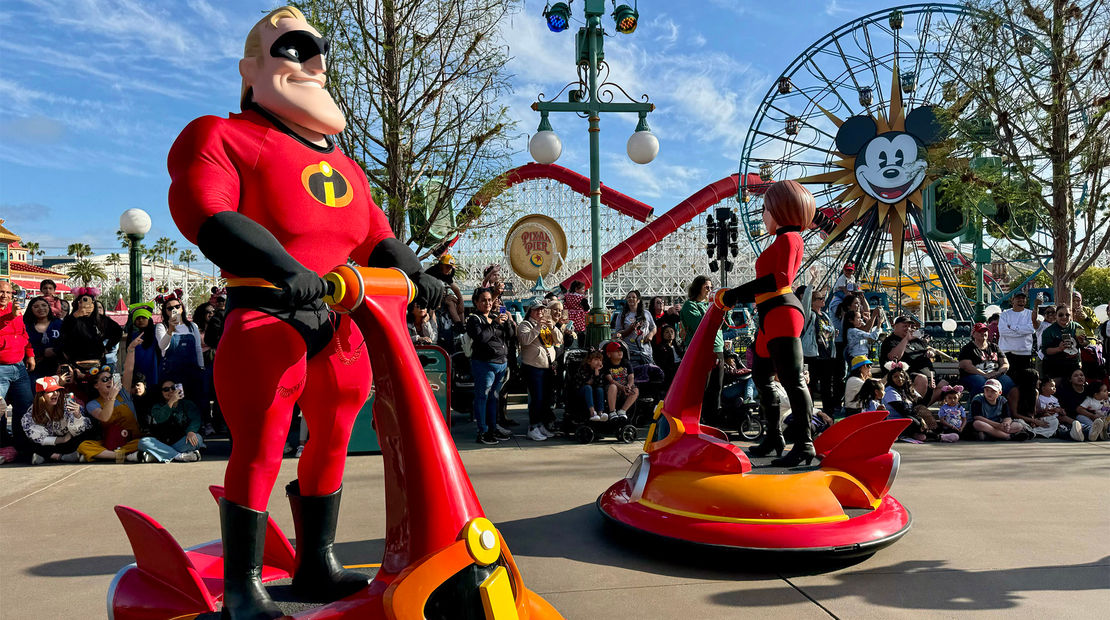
[2,406,1107,619]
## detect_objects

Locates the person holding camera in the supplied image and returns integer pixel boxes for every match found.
[60,287,122,367]
[22,376,91,464]
[136,379,204,462]
[612,289,655,364]
[468,288,514,445]
[519,301,563,441]
[154,292,206,428]
[77,337,143,462]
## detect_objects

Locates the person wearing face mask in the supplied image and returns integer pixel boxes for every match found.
[167,7,443,616]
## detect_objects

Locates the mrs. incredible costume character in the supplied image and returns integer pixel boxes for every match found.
[167,7,441,619]
[722,180,816,467]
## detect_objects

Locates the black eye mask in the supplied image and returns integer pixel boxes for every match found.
[270,30,330,64]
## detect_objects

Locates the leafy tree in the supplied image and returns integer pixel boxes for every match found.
[932,0,1110,304]
[67,259,107,287]
[178,249,198,297]
[22,242,41,266]
[296,0,518,254]
[1075,266,1110,306]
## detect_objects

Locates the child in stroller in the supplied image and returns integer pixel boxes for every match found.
[558,340,663,443]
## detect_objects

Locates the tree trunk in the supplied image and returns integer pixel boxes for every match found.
[1049,0,1073,305]
[382,0,406,236]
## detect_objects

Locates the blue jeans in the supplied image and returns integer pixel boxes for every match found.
[138,435,206,462]
[471,359,507,434]
[961,373,1015,396]
[0,363,33,450]
[579,384,604,412]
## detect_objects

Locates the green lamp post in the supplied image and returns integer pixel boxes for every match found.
[530,0,656,347]
[119,208,152,305]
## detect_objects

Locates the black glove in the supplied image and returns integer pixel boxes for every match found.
[280,271,329,307]
[413,271,444,311]
[722,273,779,307]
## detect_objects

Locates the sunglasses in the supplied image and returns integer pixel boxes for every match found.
[165,304,181,310]
[161,386,176,392]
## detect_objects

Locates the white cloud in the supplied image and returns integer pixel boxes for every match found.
[606,155,707,202]
[825,0,857,16]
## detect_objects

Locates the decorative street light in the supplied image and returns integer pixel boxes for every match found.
[529,0,656,346]
[119,208,151,304]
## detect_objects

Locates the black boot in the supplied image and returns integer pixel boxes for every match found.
[767,337,816,467]
[286,480,370,602]
[747,353,785,458]
[219,498,283,620]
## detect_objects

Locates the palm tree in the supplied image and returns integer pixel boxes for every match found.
[155,237,177,287]
[106,253,124,285]
[66,243,92,260]
[178,249,197,298]
[67,259,107,287]
[23,242,40,266]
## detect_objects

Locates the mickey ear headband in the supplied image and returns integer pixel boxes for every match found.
[941,384,965,394]
[884,361,906,372]
[154,289,185,305]
[73,286,101,298]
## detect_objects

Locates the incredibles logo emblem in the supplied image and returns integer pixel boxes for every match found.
[300,161,352,208]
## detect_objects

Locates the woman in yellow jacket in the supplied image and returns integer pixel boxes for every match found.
[518,301,563,441]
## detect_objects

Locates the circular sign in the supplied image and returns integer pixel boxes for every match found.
[504,214,567,280]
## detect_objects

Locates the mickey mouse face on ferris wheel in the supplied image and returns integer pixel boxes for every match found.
[835,106,942,205]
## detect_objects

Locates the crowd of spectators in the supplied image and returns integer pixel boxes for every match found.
[5,264,1110,463]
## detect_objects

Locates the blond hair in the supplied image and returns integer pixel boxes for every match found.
[240,6,307,107]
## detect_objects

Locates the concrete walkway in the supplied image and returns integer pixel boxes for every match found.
[2,408,1107,619]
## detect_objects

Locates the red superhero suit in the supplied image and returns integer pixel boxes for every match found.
[723,180,815,467]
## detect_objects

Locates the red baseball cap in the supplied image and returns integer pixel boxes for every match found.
[604,342,623,353]
[844,263,856,271]
[35,376,63,393]
[973,322,989,333]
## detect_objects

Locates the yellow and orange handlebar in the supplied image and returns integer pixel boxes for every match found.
[323,265,416,314]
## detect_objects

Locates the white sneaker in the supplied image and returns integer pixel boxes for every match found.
[1088,418,1105,442]
[31,453,45,465]
[125,452,139,463]
[539,425,555,438]
[172,451,201,462]
[597,412,609,422]
[527,426,547,441]
[295,445,304,458]
[589,413,602,422]
[612,410,627,422]
[1070,420,1085,442]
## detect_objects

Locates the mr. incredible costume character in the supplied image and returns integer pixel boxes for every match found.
[167,7,441,619]
[722,180,816,467]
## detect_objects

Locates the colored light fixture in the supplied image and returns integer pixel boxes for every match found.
[544,1,571,33]
[612,2,638,34]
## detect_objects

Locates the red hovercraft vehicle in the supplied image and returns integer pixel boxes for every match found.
[598,291,912,556]
[108,266,563,620]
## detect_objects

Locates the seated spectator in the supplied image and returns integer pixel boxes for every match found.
[1034,305,1056,363]
[969,378,1032,440]
[844,308,884,360]
[1076,382,1109,441]
[612,289,655,364]
[721,352,753,402]
[1071,291,1100,337]
[603,341,638,422]
[39,279,63,317]
[22,376,92,464]
[136,379,204,462]
[1009,368,1052,438]
[842,356,874,417]
[577,350,607,422]
[1055,368,1099,441]
[77,338,143,462]
[57,298,70,320]
[408,300,437,345]
[23,296,64,380]
[936,385,966,442]
[655,325,685,390]
[1040,305,1083,382]
[1077,333,1106,386]
[986,313,1000,346]
[61,287,123,366]
[878,316,947,404]
[1035,377,1076,440]
[858,378,885,413]
[959,322,1014,396]
[881,363,938,440]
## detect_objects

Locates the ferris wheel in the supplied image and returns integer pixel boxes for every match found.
[738,3,1058,320]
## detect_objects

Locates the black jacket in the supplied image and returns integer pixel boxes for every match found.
[466,313,510,364]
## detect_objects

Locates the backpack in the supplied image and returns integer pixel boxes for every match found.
[458,333,474,358]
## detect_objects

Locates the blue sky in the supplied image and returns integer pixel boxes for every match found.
[0,0,900,270]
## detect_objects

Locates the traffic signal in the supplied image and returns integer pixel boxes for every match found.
[707,207,739,275]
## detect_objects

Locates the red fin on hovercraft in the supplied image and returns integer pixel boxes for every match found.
[112,505,218,614]
[207,485,297,574]
[814,410,890,459]
[820,419,910,500]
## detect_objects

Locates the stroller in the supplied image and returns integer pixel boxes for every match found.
[558,340,665,444]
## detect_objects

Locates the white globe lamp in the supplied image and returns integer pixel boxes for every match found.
[626,113,658,164]
[119,208,152,236]
[942,318,957,333]
[984,304,1001,319]
[1095,304,1108,323]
